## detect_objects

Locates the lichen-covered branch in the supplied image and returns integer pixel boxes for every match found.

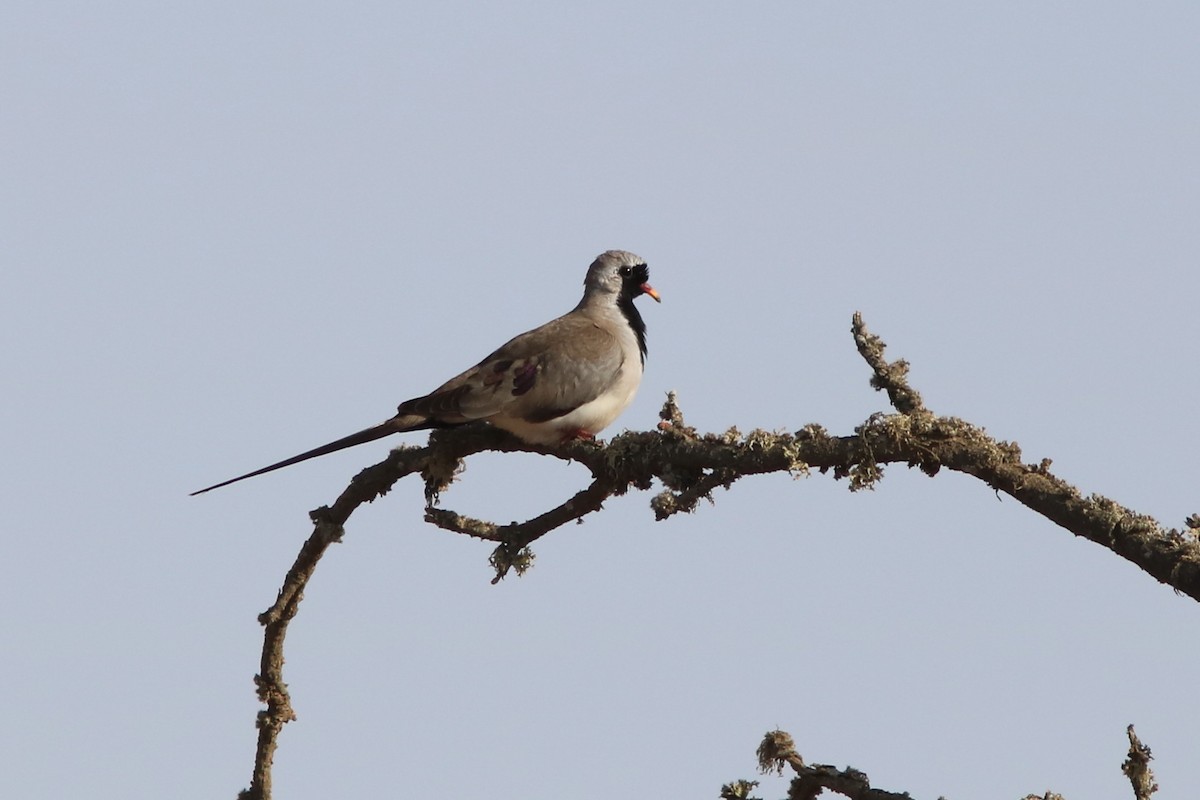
[750,728,919,799]
[728,726,1157,800]
[426,477,615,582]
[238,314,1198,799]
[1122,725,1158,800]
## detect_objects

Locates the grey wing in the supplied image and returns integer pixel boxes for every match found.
[397,315,624,424]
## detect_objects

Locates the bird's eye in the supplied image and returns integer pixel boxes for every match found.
[618,265,632,277]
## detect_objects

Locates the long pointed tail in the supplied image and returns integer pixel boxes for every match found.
[190,418,418,495]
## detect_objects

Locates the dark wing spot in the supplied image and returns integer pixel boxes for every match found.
[511,361,538,396]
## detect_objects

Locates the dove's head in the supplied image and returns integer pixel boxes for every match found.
[583,250,661,304]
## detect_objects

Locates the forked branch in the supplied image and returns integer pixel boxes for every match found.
[237,314,1197,799]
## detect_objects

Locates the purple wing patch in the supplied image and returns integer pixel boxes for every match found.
[511,360,538,396]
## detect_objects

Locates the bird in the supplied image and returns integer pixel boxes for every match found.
[191,250,660,495]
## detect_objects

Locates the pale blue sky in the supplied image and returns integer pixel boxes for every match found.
[3,3,1198,798]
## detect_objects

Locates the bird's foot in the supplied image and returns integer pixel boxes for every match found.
[561,428,597,443]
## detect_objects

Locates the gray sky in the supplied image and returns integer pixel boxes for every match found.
[3,3,1198,798]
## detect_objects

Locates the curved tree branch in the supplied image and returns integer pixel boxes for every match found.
[237,314,1198,799]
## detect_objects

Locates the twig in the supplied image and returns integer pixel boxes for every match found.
[1122,725,1157,800]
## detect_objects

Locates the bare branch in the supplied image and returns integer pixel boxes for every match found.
[238,314,1198,798]
[722,725,1164,800]
[750,728,922,799]
[846,316,1200,602]
[1122,725,1157,800]
[239,520,342,800]
[427,477,615,582]
[852,311,925,415]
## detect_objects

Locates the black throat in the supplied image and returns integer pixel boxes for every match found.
[617,292,648,365]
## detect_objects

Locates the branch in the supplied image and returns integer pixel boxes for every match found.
[846,313,1200,600]
[725,726,1158,800]
[751,728,929,799]
[237,313,1198,798]
[1122,725,1157,800]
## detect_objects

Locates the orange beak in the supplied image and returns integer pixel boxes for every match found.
[641,283,661,302]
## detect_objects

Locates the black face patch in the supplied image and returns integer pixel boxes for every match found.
[626,263,650,290]
[616,263,651,364]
